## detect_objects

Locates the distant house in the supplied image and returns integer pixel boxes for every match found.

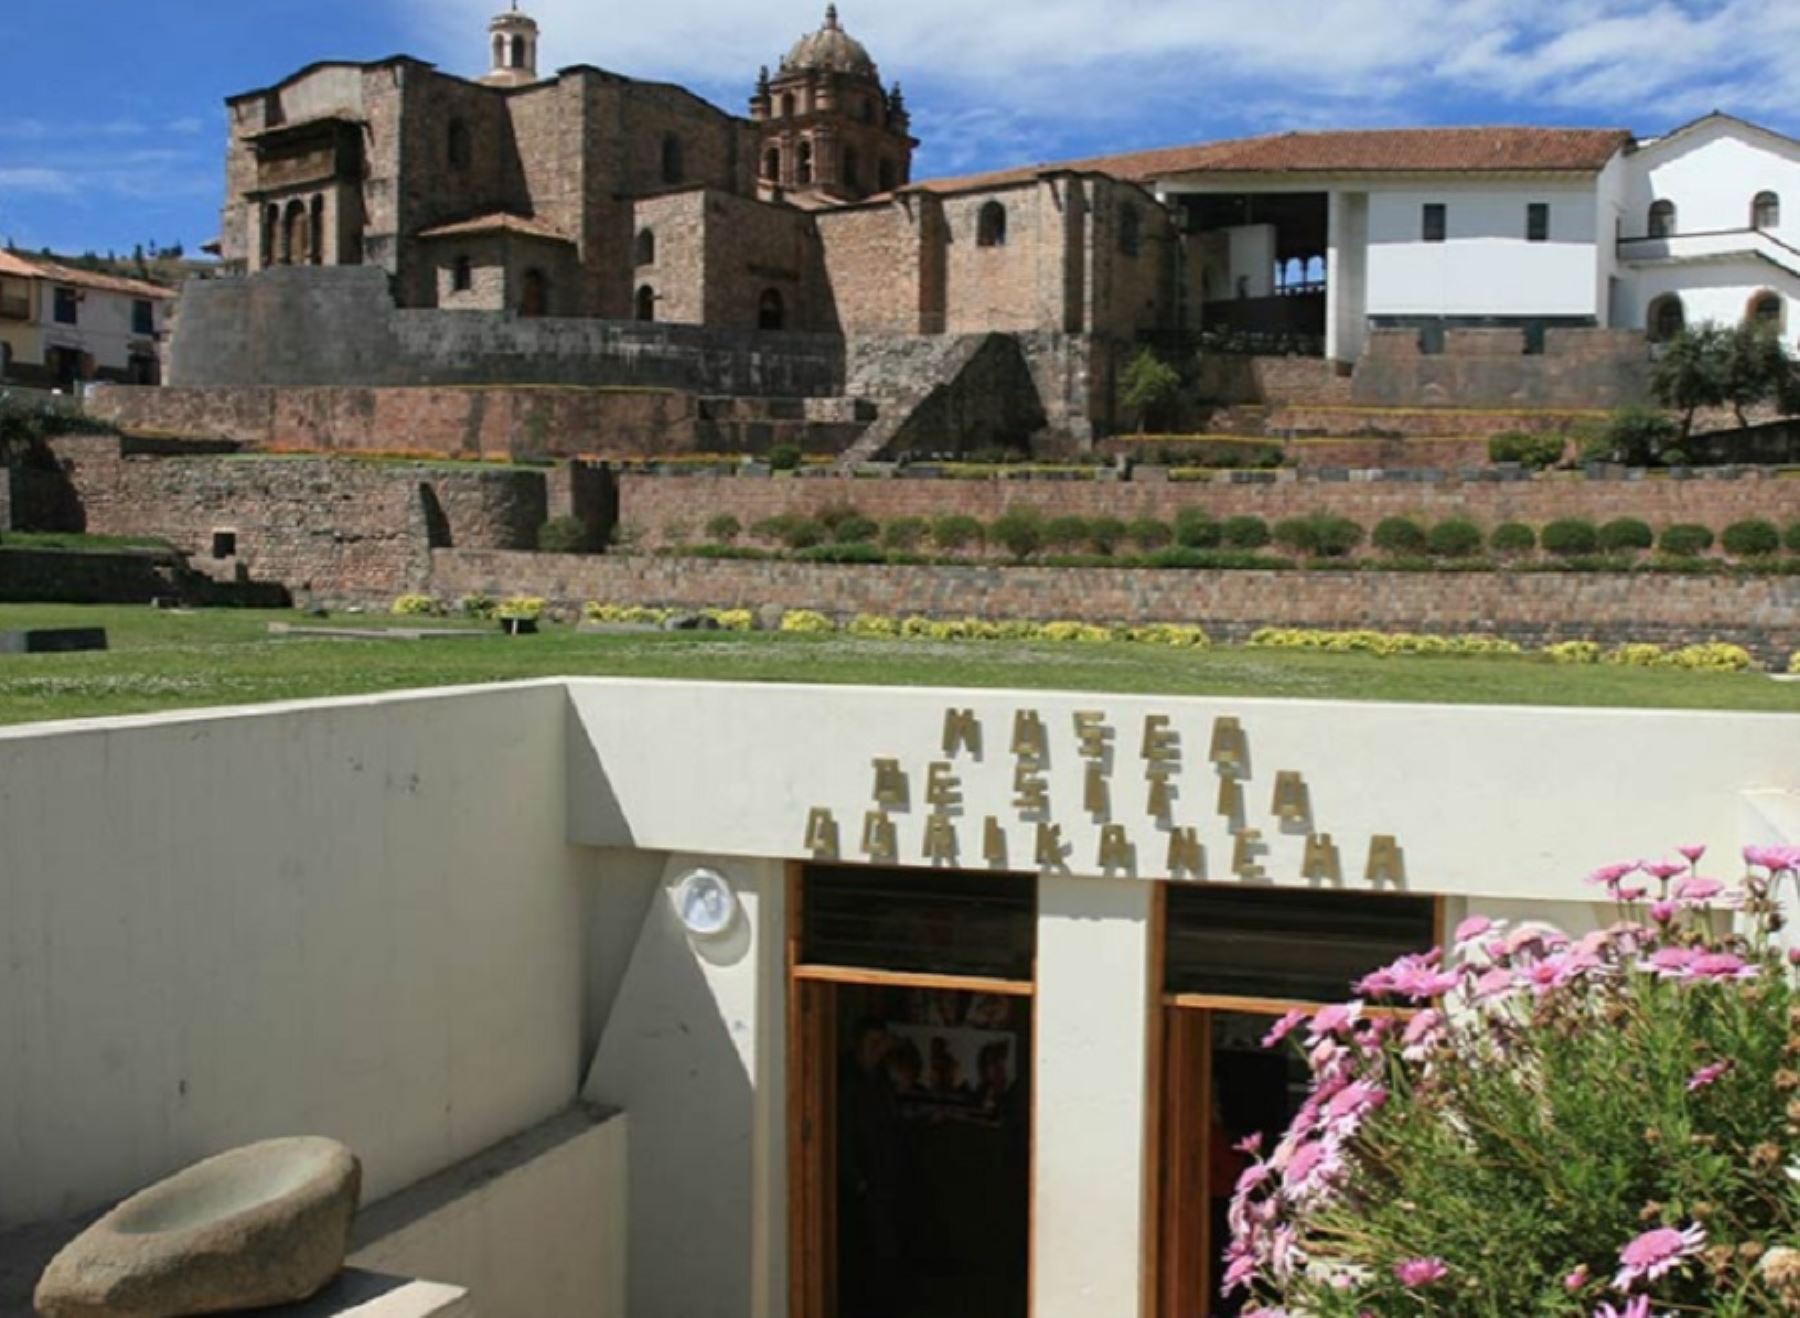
[0,251,174,390]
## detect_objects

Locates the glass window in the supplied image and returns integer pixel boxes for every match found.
[1527,203,1549,242]
[53,286,77,325]
[132,299,154,334]
[1422,203,1447,243]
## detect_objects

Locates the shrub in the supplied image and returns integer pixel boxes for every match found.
[497,595,545,620]
[1786,520,1800,554]
[779,518,827,551]
[1118,347,1182,431]
[1126,516,1172,552]
[1118,623,1210,648]
[391,594,439,616]
[1275,513,1364,559]
[1486,430,1565,469]
[1371,517,1428,556]
[1426,517,1483,559]
[458,593,495,619]
[816,503,863,536]
[1657,522,1714,557]
[931,514,985,553]
[881,516,928,552]
[749,513,794,543]
[778,609,833,633]
[1489,521,1537,556]
[1721,518,1781,558]
[989,508,1046,561]
[1087,516,1127,556]
[1219,515,1271,550]
[583,602,671,625]
[848,613,899,637]
[1043,515,1092,552]
[766,443,803,472]
[537,516,591,554]
[1540,517,1599,557]
[703,513,742,544]
[1227,847,1800,1316]
[1587,403,1682,465]
[703,608,755,632]
[1596,517,1654,553]
[1173,507,1222,549]
[1543,639,1600,664]
[1247,628,1523,658]
[1605,641,1666,667]
[830,514,880,545]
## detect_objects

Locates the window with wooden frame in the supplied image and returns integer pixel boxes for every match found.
[1527,202,1550,243]
[1421,203,1447,243]
[789,865,1037,1318]
[1148,883,1440,1318]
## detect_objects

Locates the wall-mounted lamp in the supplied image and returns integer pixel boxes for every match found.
[672,868,738,939]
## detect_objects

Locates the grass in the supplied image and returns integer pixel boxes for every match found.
[0,532,177,553]
[0,604,1794,729]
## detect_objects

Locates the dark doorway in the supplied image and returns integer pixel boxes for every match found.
[792,866,1036,1318]
[519,269,549,318]
[758,288,786,331]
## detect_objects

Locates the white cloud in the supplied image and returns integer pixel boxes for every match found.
[398,0,1799,173]
[0,168,76,195]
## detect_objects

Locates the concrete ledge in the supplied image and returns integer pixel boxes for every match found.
[267,1269,472,1317]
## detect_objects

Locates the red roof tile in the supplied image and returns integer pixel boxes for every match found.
[28,260,175,299]
[904,126,1632,197]
[416,212,574,242]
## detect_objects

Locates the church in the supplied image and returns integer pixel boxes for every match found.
[195,4,1799,442]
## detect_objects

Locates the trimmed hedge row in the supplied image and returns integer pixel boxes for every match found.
[681,507,1800,565]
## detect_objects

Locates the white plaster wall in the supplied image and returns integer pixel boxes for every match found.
[349,1110,627,1318]
[36,284,168,373]
[1226,224,1275,298]
[1626,261,1798,348]
[1032,876,1154,1318]
[0,684,592,1232]
[564,680,1799,904]
[1364,182,1600,317]
[1624,121,1800,243]
[1326,190,1369,360]
[580,854,786,1318]
[1594,153,1628,326]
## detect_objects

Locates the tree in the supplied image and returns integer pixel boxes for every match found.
[1650,323,1730,437]
[1119,348,1181,433]
[1722,322,1798,426]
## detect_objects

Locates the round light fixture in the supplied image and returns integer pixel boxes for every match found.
[672,868,737,938]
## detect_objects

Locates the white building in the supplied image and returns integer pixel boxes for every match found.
[0,678,1795,1317]
[1122,113,1799,363]
[0,252,173,391]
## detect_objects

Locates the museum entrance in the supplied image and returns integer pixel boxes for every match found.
[1152,884,1439,1318]
[790,865,1036,1318]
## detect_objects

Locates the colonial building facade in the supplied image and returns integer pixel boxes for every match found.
[0,250,172,390]
[212,6,1798,401]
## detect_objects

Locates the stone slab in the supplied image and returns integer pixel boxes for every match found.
[260,1270,470,1318]
[0,629,108,655]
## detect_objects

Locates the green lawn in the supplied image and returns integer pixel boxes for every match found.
[1,605,1795,728]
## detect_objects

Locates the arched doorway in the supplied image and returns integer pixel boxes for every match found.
[758,288,786,331]
[635,285,656,322]
[519,269,549,318]
[1747,290,1785,334]
[1647,293,1685,343]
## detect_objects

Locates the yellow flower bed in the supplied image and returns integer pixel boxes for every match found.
[1544,640,1602,665]
[779,609,834,634]
[1247,628,1524,658]
[497,595,546,620]
[1600,641,1753,672]
[390,593,439,617]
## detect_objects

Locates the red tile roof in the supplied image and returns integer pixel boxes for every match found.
[904,126,1632,196]
[0,250,39,278]
[5,256,175,299]
[416,212,574,242]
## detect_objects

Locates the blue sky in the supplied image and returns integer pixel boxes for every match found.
[4,0,1797,258]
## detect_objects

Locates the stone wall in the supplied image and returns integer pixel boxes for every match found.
[47,435,548,600]
[611,468,1800,549]
[1349,327,1652,409]
[166,267,847,397]
[1192,356,1356,407]
[429,550,1800,663]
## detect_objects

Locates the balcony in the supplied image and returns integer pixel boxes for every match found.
[1618,227,1800,279]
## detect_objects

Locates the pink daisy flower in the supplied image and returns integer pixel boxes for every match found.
[1394,1256,1448,1288]
[1671,875,1727,904]
[1453,915,1494,944]
[1262,1009,1307,1049]
[1686,1059,1732,1092]
[1677,844,1705,863]
[1594,1298,1654,1318]
[1613,1223,1704,1291]
[1564,1263,1590,1290]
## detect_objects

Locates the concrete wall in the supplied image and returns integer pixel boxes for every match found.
[0,683,593,1232]
[432,550,1800,665]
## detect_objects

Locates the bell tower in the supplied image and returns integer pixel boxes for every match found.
[482,3,540,88]
[750,5,916,203]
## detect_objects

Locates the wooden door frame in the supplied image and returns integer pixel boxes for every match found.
[786,862,1038,1318]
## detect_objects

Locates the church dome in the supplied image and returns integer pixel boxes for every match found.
[782,5,876,76]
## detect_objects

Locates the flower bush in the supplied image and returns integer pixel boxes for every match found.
[583,602,672,625]
[496,595,545,621]
[1247,628,1524,658]
[1228,845,1800,1317]
[1545,640,1603,665]
[390,594,440,617]
[778,609,833,633]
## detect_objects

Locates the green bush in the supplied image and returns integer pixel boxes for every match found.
[1657,522,1714,557]
[1426,518,1483,559]
[931,514,984,553]
[1220,515,1271,550]
[1489,522,1537,556]
[750,513,796,543]
[796,542,884,564]
[1126,516,1172,552]
[881,516,928,552]
[1721,518,1781,558]
[1585,405,1681,466]
[766,443,803,472]
[1275,513,1364,559]
[1173,507,1222,549]
[1597,517,1654,553]
[1784,520,1800,554]
[1371,517,1428,556]
[1144,547,1293,571]
[1087,515,1127,556]
[1486,430,1565,469]
[1044,515,1092,552]
[779,518,827,551]
[830,514,880,545]
[703,513,741,543]
[537,516,591,554]
[989,508,1046,560]
[1541,518,1600,557]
